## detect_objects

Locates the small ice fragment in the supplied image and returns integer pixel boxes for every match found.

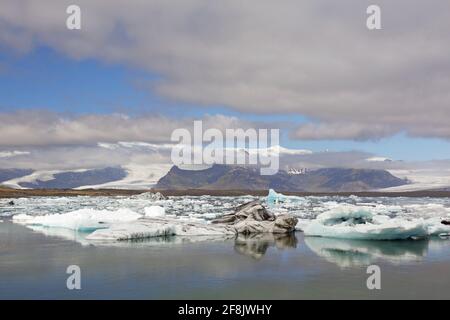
[144,206,166,217]
[267,189,303,205]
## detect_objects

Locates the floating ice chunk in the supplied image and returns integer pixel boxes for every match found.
[87,217,235,241]
[144,206,165,217]
[130,192,167,201]
[303,205,429,240]
[295,219,313,231]
[201,213,217,219]
[424,217,450,236]
[12,208,142,231]
[86,222,176,241]
[12,213,34,223]
[267,189,303,205]
[314,205,374,226]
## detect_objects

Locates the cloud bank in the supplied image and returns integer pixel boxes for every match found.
[1,0,450,140]
[0,111,255,146]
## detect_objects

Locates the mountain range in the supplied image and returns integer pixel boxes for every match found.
[156,164,408,192]
[0,164,411,191]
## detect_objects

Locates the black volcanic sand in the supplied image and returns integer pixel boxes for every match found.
[1,221,450,299]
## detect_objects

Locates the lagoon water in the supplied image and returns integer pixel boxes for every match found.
[1,194,450,299]
[1,221,450,299]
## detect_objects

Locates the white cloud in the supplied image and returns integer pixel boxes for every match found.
[366,157,393,162]
[0,150,30,158]
[1,1,450,140]
[0,111,254,146]
[291,122,398,141]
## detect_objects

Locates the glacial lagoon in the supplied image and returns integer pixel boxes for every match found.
[1,194,450,299]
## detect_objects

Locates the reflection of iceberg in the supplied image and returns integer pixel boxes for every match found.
[305,237,429,268]
[303,206,430,240]
[89,234,236,248]
[26,223,235,247]
[234,233,297,260]
[26,225,92,246]
[267,189,303,206]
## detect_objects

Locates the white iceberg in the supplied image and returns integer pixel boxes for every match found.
[267,189,304,205]
[303,205,430,240]
[86,222,176,241]
[424,217,450,237]
[87,217,235,241]
[12,208,142,231]
[144,206,166,217]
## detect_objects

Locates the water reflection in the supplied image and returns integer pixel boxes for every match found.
[304,236,430,268]
[234,233,297,259]
[27,222,299,257]
[11,222,446,267]
[27,224,236,247]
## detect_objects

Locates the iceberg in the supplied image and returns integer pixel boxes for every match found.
[144,206,166,217]
[86,221,176,241]
[130,191,167,201]
[12,208,142,232]
[424,217,450,237]
[303,205,429,240]
[267,189,304,205]
[86,217,236,241]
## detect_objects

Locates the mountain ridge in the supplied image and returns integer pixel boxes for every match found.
[156,164,408,192]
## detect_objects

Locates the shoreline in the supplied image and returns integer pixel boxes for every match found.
[1,187,450,198]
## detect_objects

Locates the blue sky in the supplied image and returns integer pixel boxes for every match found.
[1,45,450,161]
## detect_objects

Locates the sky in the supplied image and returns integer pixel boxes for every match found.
[1,0,450,171]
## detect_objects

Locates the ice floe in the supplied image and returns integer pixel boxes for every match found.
[5,190,450,243]
[268,190,450,240]
[144,206,166,217]
[424,217,450,237]
[302,207,429,240]
[12,208,142,232]
[301,204,450,240]
[86,217,235,241]
[267,189,304,206]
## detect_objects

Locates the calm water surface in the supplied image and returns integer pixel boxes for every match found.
[1,221,450,299]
